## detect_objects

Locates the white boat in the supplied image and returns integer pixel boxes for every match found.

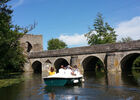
[43,73,83,86]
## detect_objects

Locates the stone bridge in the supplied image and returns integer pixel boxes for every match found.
[21,35,140,74]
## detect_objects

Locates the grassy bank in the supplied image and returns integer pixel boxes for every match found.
[0,72,25,88]
[0,78,24,88]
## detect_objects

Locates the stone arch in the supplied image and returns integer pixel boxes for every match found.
[26,41,32,52]
[120,53,140,72]
[82,56,104,72]
[46,59,52,64]
[32,61,42,73]
[80,55,104,65]
[54,58,69,72]
[44,59,52,71]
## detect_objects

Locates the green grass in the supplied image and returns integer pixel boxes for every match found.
[0,72,26,88]
[0,77,25,88]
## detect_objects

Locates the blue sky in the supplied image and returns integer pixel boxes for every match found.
[9,0,140,50]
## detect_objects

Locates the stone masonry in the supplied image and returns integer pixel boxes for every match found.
[20,34,140,73]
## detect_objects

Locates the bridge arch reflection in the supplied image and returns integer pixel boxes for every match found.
[54,58,69,72]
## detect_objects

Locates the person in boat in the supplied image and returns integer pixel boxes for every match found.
[65,65,74,76]
[58,65,66,74]
[49,67,56,76]
[73,65,80,75]
[59,65,75,76]
[64,65,76,76]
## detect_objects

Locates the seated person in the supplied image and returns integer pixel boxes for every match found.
[59,65,75,76]
[65,65,77,76]
[58,65,65,74]
[49,67,56,76]
[73,65,80,75]
[67,65,77,76]
[65,67,73,76]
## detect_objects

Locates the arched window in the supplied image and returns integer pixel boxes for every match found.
[26,41,32,52]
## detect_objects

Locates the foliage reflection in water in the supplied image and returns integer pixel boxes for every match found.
[0,71,140,100]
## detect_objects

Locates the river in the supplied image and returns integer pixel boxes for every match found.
[0,71,140,100]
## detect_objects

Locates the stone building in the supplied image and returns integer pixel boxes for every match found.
[20,34,43,53]
[20,34,43,72]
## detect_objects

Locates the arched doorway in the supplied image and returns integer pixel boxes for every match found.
[54,58,69,72]
[32,61,42,73]
[121,53,140,72]
[82,56,104,73]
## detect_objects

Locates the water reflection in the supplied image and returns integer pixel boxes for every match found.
[44,86,81,100]
[83,71,140,87]
[106,72,123,86]
[122,71,140,87]
[0,71,140,100]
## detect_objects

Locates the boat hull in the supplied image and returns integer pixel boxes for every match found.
[43,77,82,86]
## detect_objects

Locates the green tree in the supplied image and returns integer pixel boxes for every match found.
[47,38,67,50]
[85,13,117,45]
[119,37,133,42]
[0,0,34,72]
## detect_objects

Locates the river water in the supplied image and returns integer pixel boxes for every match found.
[0,71,140,100]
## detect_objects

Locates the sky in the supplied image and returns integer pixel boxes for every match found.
[9,0,140,50]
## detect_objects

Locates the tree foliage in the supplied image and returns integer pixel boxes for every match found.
[0,0,27,72]
[85,13,117,45]
[119,37,133,43]
[47,38,67,50]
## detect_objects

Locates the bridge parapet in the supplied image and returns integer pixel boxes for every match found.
[29,40,140,58]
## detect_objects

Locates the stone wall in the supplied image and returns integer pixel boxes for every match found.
[20,34,43,53]
[19,34,43,72]
[29,40,140,58]
[29,50,140,73]
[19,35,140,73]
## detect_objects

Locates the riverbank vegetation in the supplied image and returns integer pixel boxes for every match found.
[0,77,24,88]
[0,0,25,72]
[0,72,24,88]
[0,0,35,72]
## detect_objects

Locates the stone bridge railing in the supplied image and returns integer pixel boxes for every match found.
[29,40,140,58]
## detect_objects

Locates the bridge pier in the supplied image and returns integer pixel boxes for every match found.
[106,72,122,86]
[70,56,78,67]
[106,53,121,72]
